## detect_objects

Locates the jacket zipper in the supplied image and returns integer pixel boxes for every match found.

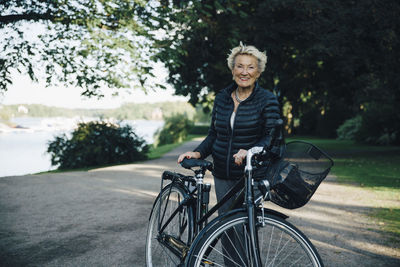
[226,101,240,178]
[225,83,258,178]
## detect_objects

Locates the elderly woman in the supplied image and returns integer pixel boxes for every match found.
[178,42,281,193]
[178,42,281,265]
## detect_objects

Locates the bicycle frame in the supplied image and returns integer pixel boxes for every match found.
[152,170,246,261]
[152,146,277,266]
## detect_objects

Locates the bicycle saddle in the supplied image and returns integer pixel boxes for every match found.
[180,158,213,171]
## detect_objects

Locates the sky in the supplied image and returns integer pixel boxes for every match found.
[0,64,188,109]
[0,18,188,110]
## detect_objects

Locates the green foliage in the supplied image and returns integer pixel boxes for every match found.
[0,104,98,118]
[147,142,184,160]
[370,208,400,241]
[147,134,197,160]
[0,0,155,96]
[189,125,209,135]
[333,154,400,190]
[0,112,10,121]
[336,116,362,140]
[0,102,196,121]
[113,102,197,120]
[145,0,400,140]
[286,136,400,156]
[335,103,400,145]
[3,0,399,144]
[356,103,400,145]
[192,105,212,123]
[47,120,148,169]
[154,114,193,146]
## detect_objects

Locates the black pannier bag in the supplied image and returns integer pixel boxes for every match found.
[267,141,334,209]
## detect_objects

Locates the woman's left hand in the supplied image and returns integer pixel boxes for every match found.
[233,149,247,166]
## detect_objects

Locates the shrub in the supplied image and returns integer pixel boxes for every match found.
[356,103,400,145]
[47,120,148,169]
[189,125,209,135]
[336,103,400,145]
[336,115,362,140]
[155,114,193,146]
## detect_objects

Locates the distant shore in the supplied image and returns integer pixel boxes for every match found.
[0,116,99,134]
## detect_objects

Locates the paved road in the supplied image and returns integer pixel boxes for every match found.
[1,140,399,266]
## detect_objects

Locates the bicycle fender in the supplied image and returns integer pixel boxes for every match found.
[262,207,289,220]
[202,207,246,229]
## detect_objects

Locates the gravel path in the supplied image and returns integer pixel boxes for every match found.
[0,139,399,266]
[273,175,400,266]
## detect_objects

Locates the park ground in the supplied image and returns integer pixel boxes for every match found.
[0,139,399,266]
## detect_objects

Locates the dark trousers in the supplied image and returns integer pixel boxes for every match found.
[214,177,248,266]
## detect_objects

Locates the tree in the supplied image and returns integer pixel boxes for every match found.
[0,0,157,97]
[154,113,193,146]
[146,0,400,142]
[145,0,353,134]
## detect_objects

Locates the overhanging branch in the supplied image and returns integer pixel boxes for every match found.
[0,12,54,25]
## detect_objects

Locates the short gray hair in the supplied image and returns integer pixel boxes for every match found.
[227,42,267,73]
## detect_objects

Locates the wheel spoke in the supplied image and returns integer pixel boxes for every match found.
[192,254,225,267]
[146,185,191,267]
[259,222,265,258]
[201,242,243,267]
[223,229,247,266]
[188,213,322,267]
[267,229,284,267]
[159,240,180,266]
[242,224,250,266]
[287,254,307,267]
[264,225,274,267]
[275,241,303,266]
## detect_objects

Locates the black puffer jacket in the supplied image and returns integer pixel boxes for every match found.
[194,83,281,180]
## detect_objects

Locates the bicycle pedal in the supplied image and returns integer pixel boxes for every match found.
[167,235,190,257]
[201,259,215,266]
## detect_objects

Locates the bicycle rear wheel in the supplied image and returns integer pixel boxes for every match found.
[146,183,193,267]
[186,211,323,267]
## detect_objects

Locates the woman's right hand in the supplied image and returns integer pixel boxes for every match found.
[177,151,201,163]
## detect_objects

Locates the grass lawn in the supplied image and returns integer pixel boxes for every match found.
[147,134,204,160]
[288,136,400,239]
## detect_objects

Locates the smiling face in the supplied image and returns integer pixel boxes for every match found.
[232,54,261,90]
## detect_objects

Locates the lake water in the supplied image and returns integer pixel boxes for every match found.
[0,117,164,177]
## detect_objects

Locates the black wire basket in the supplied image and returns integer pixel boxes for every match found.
[268,141,334,209]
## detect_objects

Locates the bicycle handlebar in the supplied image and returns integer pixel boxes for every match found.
[245,146,265,172]
[162,170,195,183]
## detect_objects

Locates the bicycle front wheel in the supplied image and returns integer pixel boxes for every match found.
[186,211,323,267]
[146,183,193,267]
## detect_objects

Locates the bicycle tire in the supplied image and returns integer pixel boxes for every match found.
[146,183,194,267]
[186,211,323,267]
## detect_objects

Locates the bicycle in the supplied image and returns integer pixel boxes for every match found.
[146,141,334,267]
